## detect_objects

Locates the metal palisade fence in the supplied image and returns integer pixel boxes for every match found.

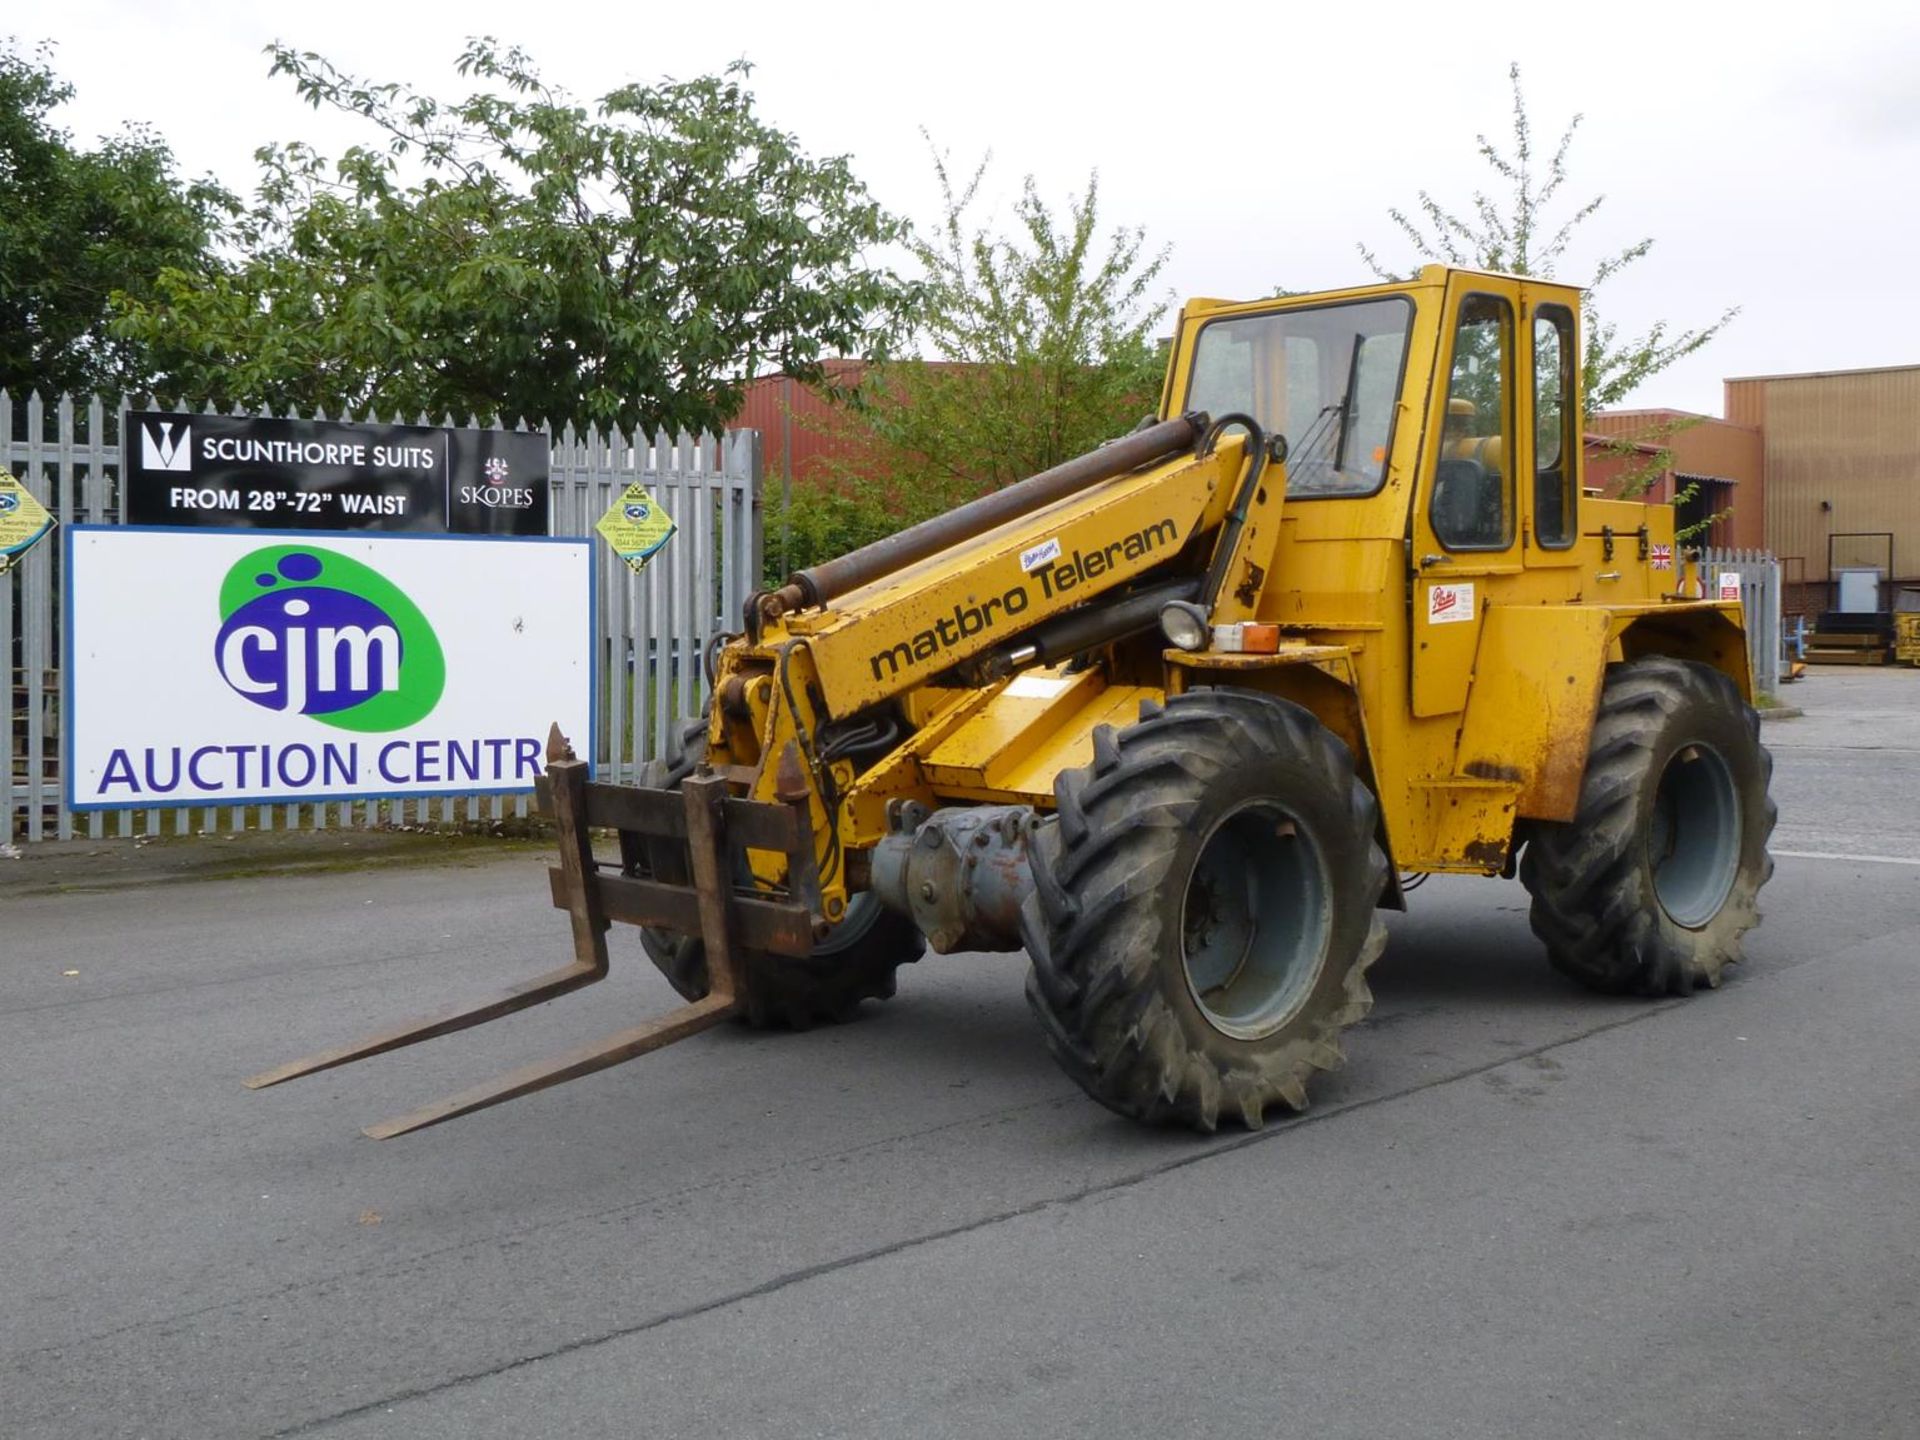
[4,392,763,844]
[1700,546,1783,698]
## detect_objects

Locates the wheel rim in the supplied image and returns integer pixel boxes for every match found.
[1648,741,1742,929]
[814,890,884,955]
[1179,799,1332,1040]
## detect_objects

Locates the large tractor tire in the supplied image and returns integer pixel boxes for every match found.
[1022,689,1389,1131]
[1521,656,1775,996]
[635,722,923,1028]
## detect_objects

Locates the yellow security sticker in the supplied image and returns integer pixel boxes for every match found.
[594,483,676,574]
[0,470,55,570]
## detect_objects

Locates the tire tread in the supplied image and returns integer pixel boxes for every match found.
[1521,658,1775,995]
[1024,689,1388,1131]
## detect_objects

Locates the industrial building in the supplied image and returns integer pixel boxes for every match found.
[1726,363,1920,605]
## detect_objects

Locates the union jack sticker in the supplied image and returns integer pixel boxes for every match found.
[1650,543,1673,570]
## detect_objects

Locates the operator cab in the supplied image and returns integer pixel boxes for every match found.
[1171,267,1581,558]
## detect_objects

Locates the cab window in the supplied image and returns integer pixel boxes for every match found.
[1184,296,1413,498]
[1431,294,1514,550]
[1532,305,1577,547]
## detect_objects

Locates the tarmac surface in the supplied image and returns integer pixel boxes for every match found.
[2,666,1916,1438]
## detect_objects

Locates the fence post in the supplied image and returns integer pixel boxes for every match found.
[726,427,764,602]
[1,389,15,845]
[1703,546,1782,700]
[1756,554,1781,696]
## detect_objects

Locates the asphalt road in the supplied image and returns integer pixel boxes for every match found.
[3,668,1917,1439]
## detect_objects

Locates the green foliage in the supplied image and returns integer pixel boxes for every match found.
[1670,482,1723,546]
[0,39,234,398]
[759,476,899,588]
[113,40,912,433]
[1355,62,1735,418]
[828,146,1169,509]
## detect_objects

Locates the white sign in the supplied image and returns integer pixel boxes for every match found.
[1718,571,1742,602]
[67,528,593,809]
[1427,580,1476,625]
[1005,672,1072,699]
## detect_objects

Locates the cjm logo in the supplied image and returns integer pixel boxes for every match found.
[214,547,445,733]
[221,594,400,716]
[142,420,193,473]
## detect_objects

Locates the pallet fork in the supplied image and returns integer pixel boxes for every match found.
[244,727,821,1137]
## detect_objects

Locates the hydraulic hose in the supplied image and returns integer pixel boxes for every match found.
[1197,412,1270,608]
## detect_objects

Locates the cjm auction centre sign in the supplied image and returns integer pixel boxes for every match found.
[66,528,593,809]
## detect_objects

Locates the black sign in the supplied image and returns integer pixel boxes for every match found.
[124,411,549,535]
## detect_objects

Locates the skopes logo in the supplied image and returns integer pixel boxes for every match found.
[142,419,193,472]
[213,546,445,732]
[459,455,535,510]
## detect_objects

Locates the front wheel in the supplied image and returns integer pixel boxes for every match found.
[635,721,923,1028]
[641,891,923,1029]
[1022,689,1389,1131]
[1521,656,1776,995]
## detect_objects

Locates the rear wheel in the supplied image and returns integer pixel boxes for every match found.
[635,722,922,1028]
[1022,689,1388,1131]
[1521,657,1775,995]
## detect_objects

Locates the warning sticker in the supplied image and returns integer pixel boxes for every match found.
[0,470,55,570]
[1427,581,1476,625]
[1006,672,1072,699]
[594,484,676,574]
[1717,571,1741,602]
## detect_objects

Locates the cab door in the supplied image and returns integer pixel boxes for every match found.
[1410,275,1524,716]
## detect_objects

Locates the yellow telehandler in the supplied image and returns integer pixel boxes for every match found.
[250,265,1775,1137]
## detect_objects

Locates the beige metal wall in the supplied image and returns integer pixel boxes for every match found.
[1726,366,1920,582]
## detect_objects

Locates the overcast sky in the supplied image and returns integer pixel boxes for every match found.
[24,0,1920,418]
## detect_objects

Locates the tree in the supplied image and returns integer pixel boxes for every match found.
[113,41,911,434]
[826,147,1170,513]
[0,40,233,398]
[765,151,1169,582]
[1355,63,1734,419]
